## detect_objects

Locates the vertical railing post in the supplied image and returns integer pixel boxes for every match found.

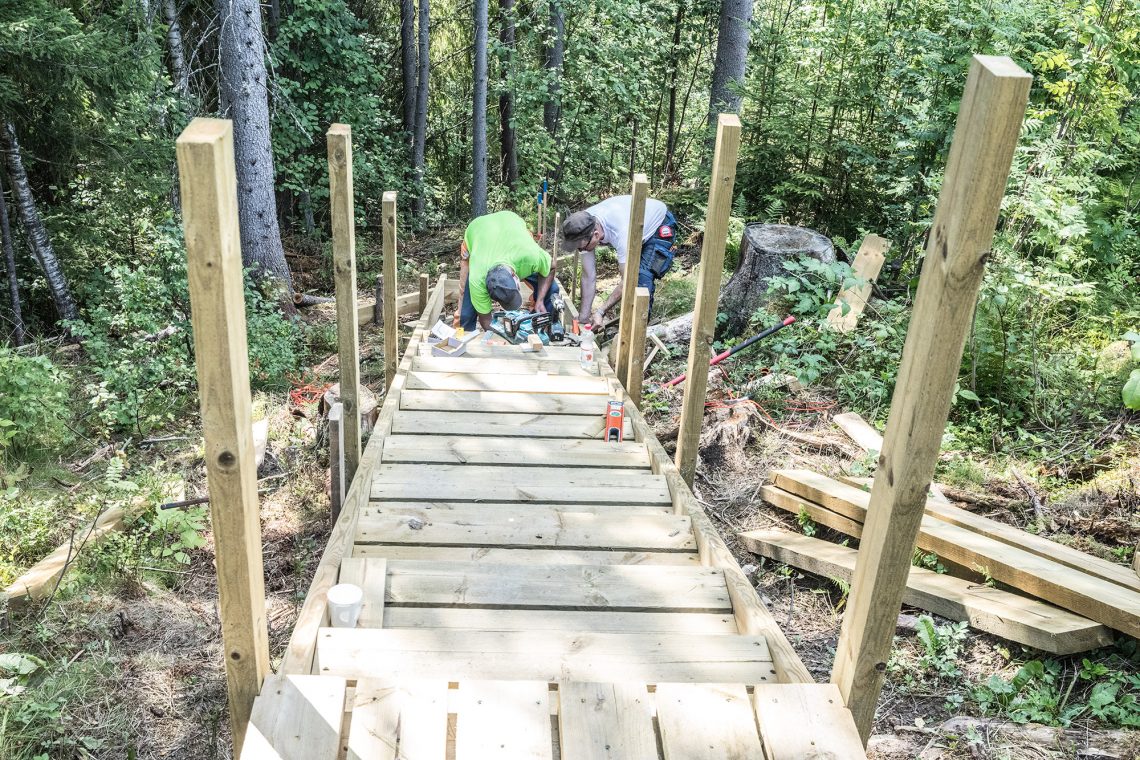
[674,115,742,485]
[626,287,651,405]
[328,401,345,523]
[176,117,270,753]
[612,174,649,381]
[327,124,362,482]
[419,272,429,313]
[832,56,1030,744]
[382,191,399,390]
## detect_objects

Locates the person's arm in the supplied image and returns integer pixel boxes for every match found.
[596,262,626,321]
[579,251,598,323]
[477,311,493,330]
[454,241,470,321]
[532,257,557,313]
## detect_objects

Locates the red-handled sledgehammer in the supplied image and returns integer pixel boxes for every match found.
[658,315,796,389]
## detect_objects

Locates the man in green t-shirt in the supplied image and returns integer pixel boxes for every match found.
[457,210,557,330]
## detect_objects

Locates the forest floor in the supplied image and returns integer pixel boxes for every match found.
[2,226,1138,759]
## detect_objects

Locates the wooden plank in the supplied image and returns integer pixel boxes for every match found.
[773,471,1140,639]
[354,546,699,565]
[752,684,866,759]
[346,680,399,760]
[382,191,398,390]
[327,125,362,482]
[346,680,449,760]
[455,681,553,759]
[558,682,656,760]
[411,355,595,377]
[406,370,608,395]
[398,681,450,760]
[360,501,671,517]
[176,117,270,750]
[3,506,124,603]
[613,173,649,382]
[381,608,737,634]
[419,272,429,313]
[382,435,650,468]
[825,234,889,334]
[338,557,385,627]
[371,478,670,505]
[383,560,730,611]
[316,629,773,683]
[357,507,695,551]
[831,57,1032,743]
[328,402,345,523]
[391,411,632,439]
[656,683,763,759]
[375,463,660,487]
[243,674,345,760]
[399,389,604,415]
[461,342,584,361]
[739,528,1112,655]
[831,413,948,502]
[625,287,651,406]
[675,115,742,486]
[835,473,1140,593]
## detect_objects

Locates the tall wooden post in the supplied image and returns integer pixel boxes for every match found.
[419,273,429,313]
[674,115,741,485]
[176,118,270,753]
[328,401,345,524]
[382,191,399,390]
[327,124,362,482]
[626,287,651,405]
[831,56,1031,744]
[551,211,561,257]
[612,173,649,381]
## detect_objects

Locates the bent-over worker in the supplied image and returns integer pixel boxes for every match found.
[456,210,558,331]
[560,195,677,329]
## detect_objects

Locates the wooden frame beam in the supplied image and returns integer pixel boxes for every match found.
[626,287,650,405]
[613,173,648,382]
[831,55,1031,744]
[176,117,270,752]
[382,191,399,390]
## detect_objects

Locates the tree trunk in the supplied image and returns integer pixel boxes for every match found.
[498,0,518,190]
[543,0,564,137]
[1,122,78,323]
[0,172,25,346]
[720,223,834,337]
[413,0,430,219]
[706,0,752,154]
[471,0,489,217]
[267,0,280,42]
[400,0,417,135]
[163,0,191,100]
[663,2,684,180]
[215,0,293,294]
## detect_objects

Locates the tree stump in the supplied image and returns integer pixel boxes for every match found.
[719,223,834,337]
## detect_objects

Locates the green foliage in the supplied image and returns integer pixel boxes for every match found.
[0,349,70,457]
[913,549,947,574]
[1123,332,1140,410]
[915,615,968,680]
[796,507,818,537]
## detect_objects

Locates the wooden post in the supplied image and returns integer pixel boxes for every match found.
[673,115,742,485]
[626,287,651,405]
[382,191,398,390]
[175,117,270,753]
[571,249,581,312]
[551,211,561,257]
[612,173,649,381]
[826,234,890,333]
[327,124,362,482]
[419,273,429,313]
[328,401,345,524]
[831,56,1031,744]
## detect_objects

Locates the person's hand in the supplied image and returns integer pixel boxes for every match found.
[534,301,547,314]
[452,307,461,325]
[591,310,604,329]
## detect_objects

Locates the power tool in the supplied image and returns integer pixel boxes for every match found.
[488,290,571,346]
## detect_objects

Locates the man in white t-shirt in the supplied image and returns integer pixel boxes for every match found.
[561,195,677,329]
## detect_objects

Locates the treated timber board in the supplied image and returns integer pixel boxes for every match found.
[455,681,553,759]
[338,557,386,627]
[354,546,699,566]
[739,529,1111,655]
[379,560,730,611]
[346,680,449,760]
[773,471,1140,638]
[382,435,650,467]
[345,680,400,760]
[400,389,606,415]
[375,464,660,488]
[371,478,670,505]
[357,507,695,551]
[412,355,595,376]
[243,674,346,760]
[359,502,672,517]
[315,629,773,683]
[752,684,866,759]
[391,411,632,439]
[381,607,738,634]
[461,342,584,361]
[558,682,657,760]
[826,235,889,334]
[406,371,608,395]
[655,683,764,759]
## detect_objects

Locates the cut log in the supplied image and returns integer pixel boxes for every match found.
[322,383,379,434]
[719,224,834,337]
[647,311,693,344]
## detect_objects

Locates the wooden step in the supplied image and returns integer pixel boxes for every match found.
[412,355,596,376]
[315,629,774,683]
[406,370,608,395]
[244,674,346,759]
[400,388,609,415]
[371,471,670,504]
[460,342,584,361]
[355,546,698,566]
[360,501,673,517]
[381,608,738,634]
[391,411,632,439]
[382,435,650,467]
[357,506,695,552]
[375,463,659,488]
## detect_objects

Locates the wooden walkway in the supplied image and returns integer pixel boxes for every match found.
[244,280,865,759]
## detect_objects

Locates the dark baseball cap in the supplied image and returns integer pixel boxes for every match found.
[561,211,596,251]
[485,264,522,310]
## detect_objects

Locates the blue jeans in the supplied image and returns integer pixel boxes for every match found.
[635,211,677,316]
[460,274,560,331]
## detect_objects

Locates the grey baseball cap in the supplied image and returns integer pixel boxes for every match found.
[485,264,522,310]
[561,211,596,251]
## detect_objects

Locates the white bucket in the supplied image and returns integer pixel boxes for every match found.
[326,583,364,628]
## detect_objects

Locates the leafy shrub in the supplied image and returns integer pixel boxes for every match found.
[0,349,71,458]
[914,615,968,680]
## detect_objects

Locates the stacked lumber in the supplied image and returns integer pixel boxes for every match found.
[740,469,1140,654]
